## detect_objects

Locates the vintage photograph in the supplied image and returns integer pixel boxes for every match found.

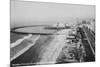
[10,0,95,67]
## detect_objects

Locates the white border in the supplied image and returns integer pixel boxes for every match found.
[15,0,95,5]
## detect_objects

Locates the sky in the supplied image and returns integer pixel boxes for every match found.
[11,0,95,28]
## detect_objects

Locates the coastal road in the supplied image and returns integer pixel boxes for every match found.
[79,26,95,62]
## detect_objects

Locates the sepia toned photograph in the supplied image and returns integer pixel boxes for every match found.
[10,0,95,67]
